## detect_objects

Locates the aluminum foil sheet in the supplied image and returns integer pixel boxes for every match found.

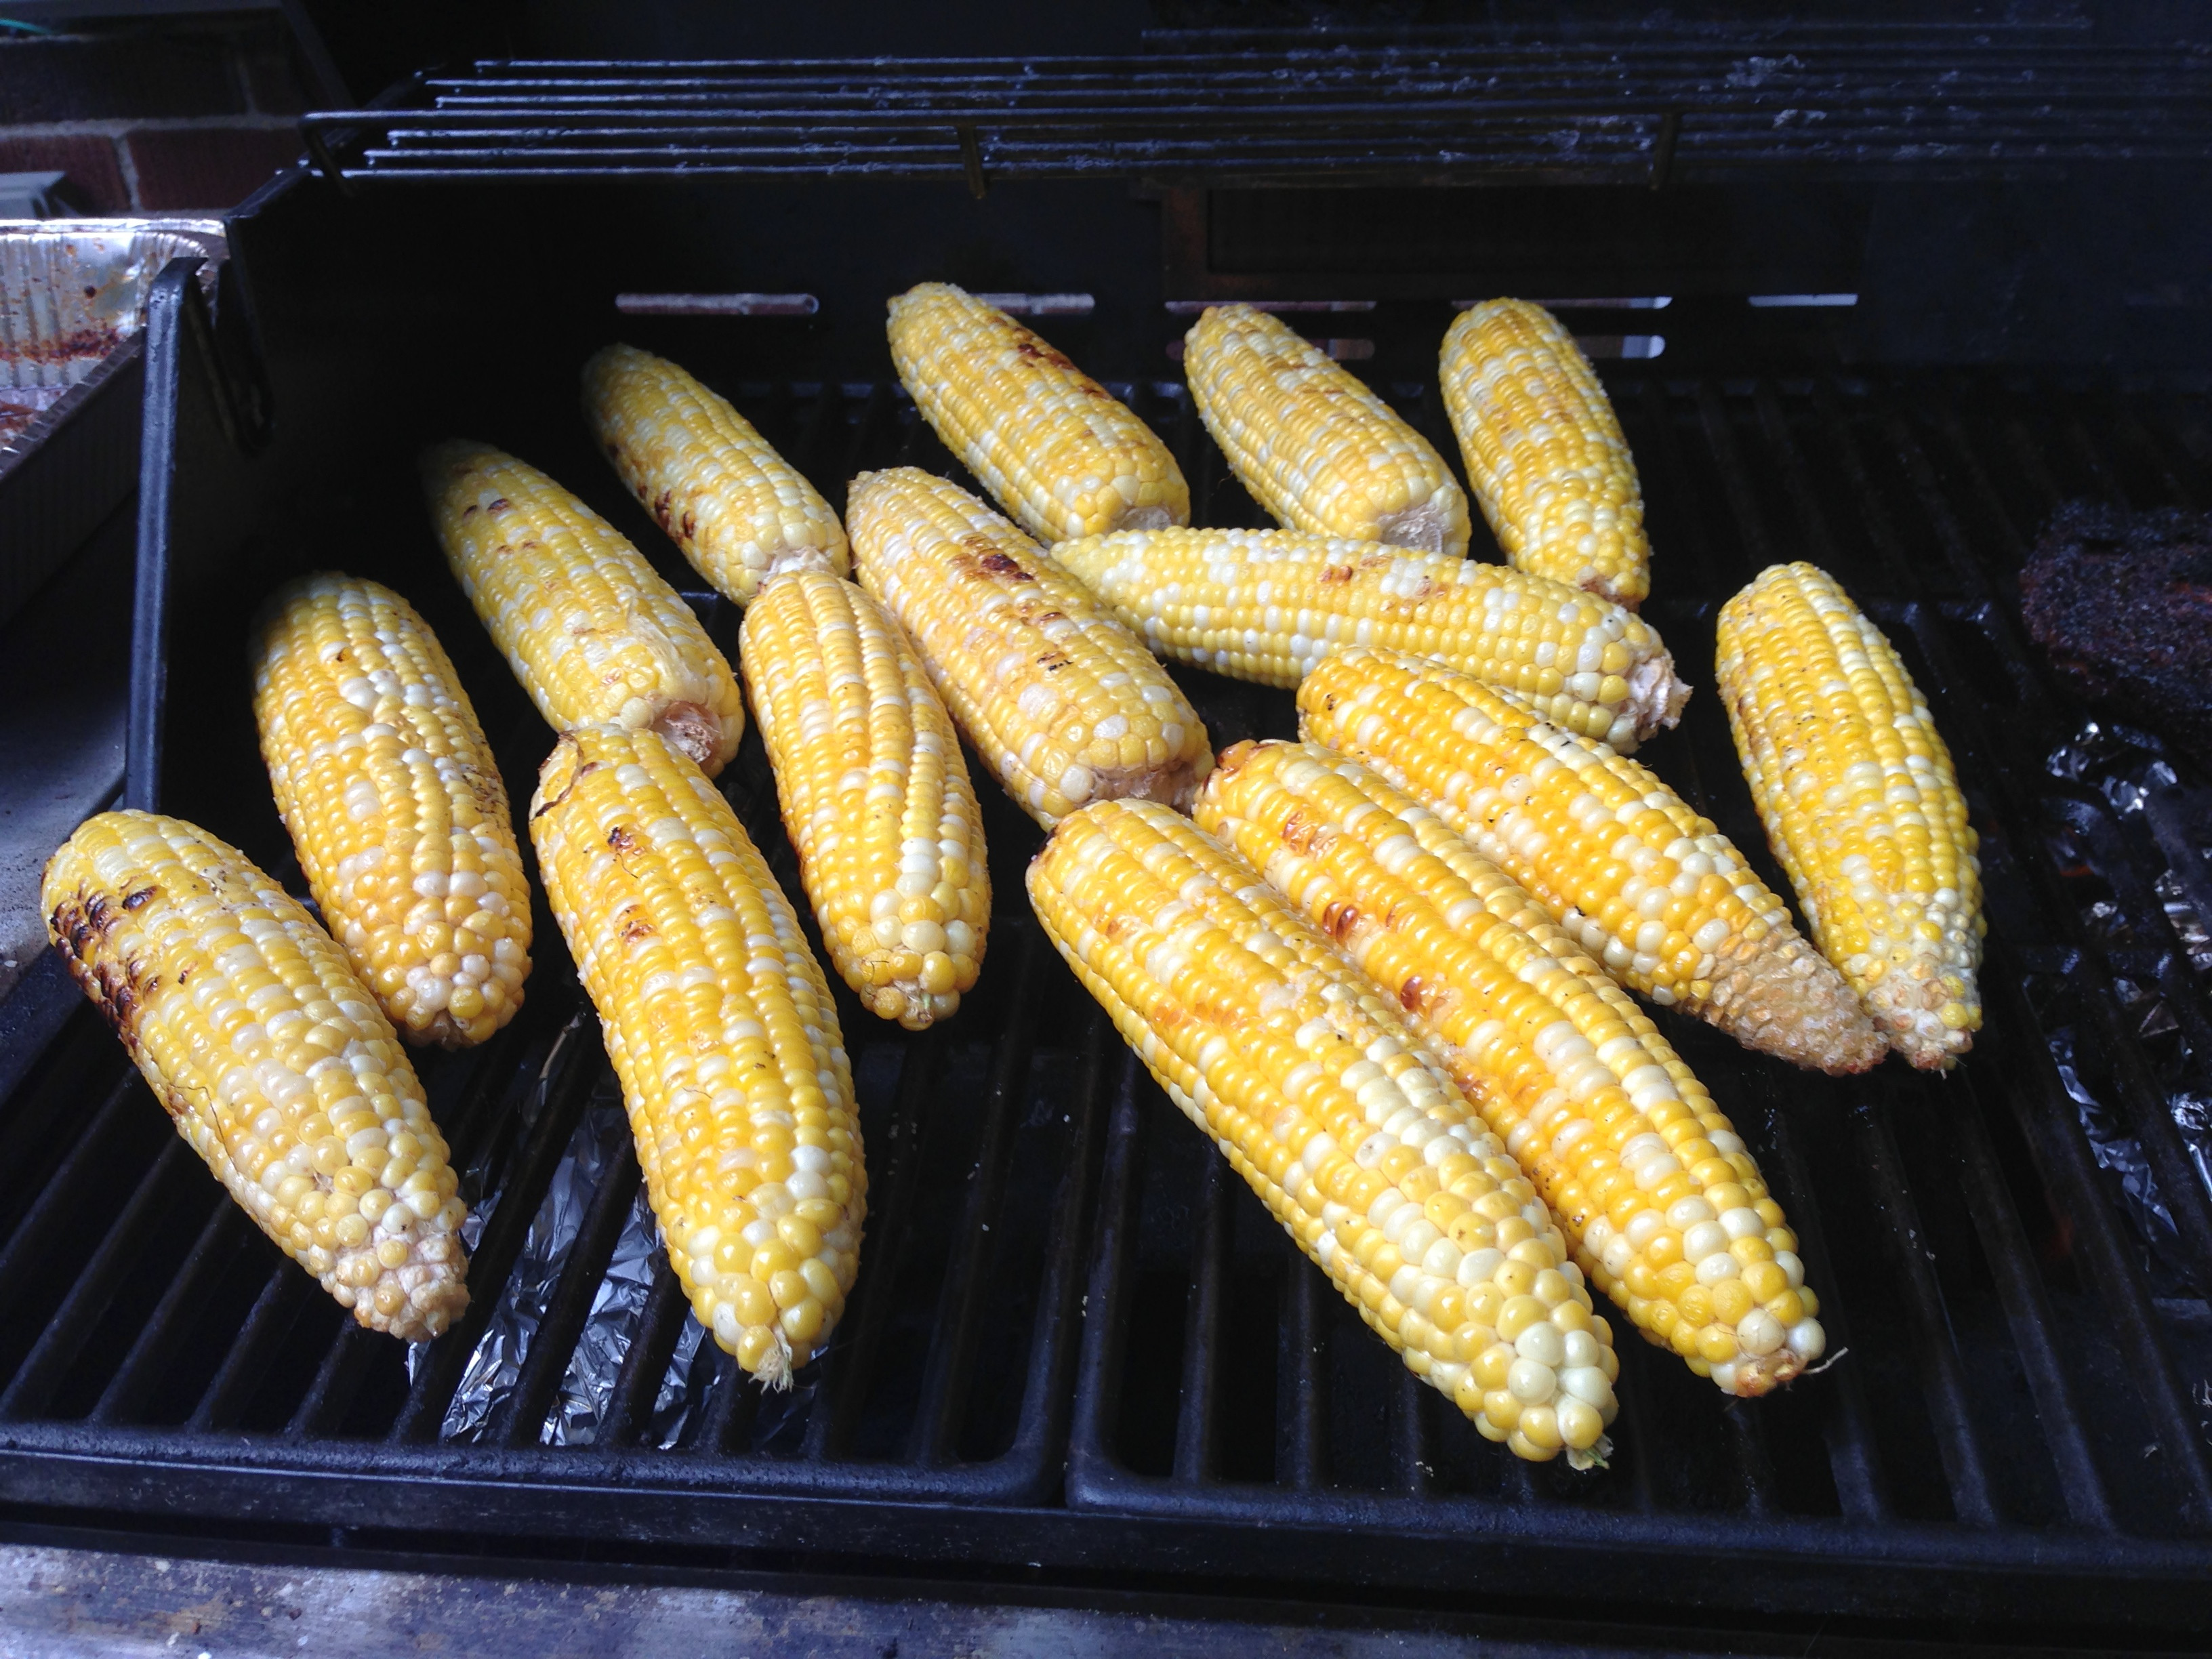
[0,220,224,380]
[416,1015,708,1447]
[2039,719,2212,1292]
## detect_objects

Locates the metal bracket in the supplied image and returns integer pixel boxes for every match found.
[1650,110,1683,190]
[957,124,988,199]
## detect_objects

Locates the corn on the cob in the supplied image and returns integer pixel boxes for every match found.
[739,571,989,1029]
[1195,741,1826,1393]
[1183,304,1471,558]
[1049,526,1687,752]
[1718,562,1983,1069]
[1300,647,1884,1073]
[422,438,745,776]
[886,282,1188,544]
[847,467,1212,826]
[530,724,866,1385]
[250,573,531,1049]
[1441,300,1651,611]
[43,811,470,1340]
[1029,798,1620,1465]
[583,343,850,606]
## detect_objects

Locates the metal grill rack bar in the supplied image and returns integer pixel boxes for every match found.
[3,321,2212,1629]
[300,34,2212,189]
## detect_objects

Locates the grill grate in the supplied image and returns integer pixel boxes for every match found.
[5,339,2212,1630]
[299,33,2212,190]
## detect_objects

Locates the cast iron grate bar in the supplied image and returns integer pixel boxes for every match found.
[88,1196,253,1425]
[596,1258,687,1450]
[1171,1155,1234,1486]
[800,1031,944,1462]
[907,925,1045,1467]
[1943,1059,2117,1532]
[300,41,2212,187]
[0,1137,195,1420]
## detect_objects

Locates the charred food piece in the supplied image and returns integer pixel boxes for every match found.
[2020,501,2212,770]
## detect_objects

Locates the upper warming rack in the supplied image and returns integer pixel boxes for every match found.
[300,30,2212,193]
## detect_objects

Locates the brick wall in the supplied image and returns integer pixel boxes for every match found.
[0,16,312,214]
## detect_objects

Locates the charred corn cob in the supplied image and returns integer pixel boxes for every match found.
[44,811,470,1340]
[422,438,745,776]
[1195,741,1826,1393]
[1441,301,1650,610]
[1030,799,1621,1465]
[250,573,531,1048]
[887,282,1188,544]
[1718,562,1983,1069]
[848,467,1212,826]
[739,571,989,1029]
[1050,526,1688,752]
[530,724,866,1385]
[583,343,850,605]
[1300,647,1884,1073]
[1184,304,1471,557]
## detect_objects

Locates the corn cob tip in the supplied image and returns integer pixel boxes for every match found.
[1707,928,1889,1074]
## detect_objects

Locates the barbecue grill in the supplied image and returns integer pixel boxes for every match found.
[4,5,2211,1644]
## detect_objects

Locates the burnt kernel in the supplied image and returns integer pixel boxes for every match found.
[608,825,643,858]
[977,551,1033,581]
[122,886,159,911]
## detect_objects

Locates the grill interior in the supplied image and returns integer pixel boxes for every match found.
[4,171,2212,1637]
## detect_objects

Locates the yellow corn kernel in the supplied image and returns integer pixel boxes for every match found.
[1299,647,1885,1073]
[529,724,867,1385]
[1718,562,1983,1069]
[1029,798,1619,1467]
[739,570,989,1028]
[846,466,1211,826]
[1184,304,1470,556]
[583,343,849,605]
[43,811,470,1340]
[1050,526,1686,752]
[421,438,745,775]
[887,282,1187,544]
[1195,739,1826,1394]
[251,572,531,1048]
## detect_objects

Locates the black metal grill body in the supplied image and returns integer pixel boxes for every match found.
[5,121,2212,1641]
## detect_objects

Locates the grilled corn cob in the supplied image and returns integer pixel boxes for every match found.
[530,724,865,1385]
[1718,562,1983,1069]
[583,343,849,605]
[250,573,531,1048]
[739,570,989,1029]
[1029,799,1621,1465]
[422,438,745,776]
[887,282,1188,544]
[43,811,470,1340]
[1184,304,1471,557]
[1441,300,1651,610]
[1050,526,1687,752]
[1300,647,1884,1073]
[1195,741,1826,1393]
[847,467,1212,826]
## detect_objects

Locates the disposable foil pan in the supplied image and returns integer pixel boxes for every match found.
[0,218,225,455]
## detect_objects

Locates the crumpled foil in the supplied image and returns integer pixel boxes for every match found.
[2047,1023,2181,1254]
[413,1015,709,1446]
[2047,716,2179,817]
